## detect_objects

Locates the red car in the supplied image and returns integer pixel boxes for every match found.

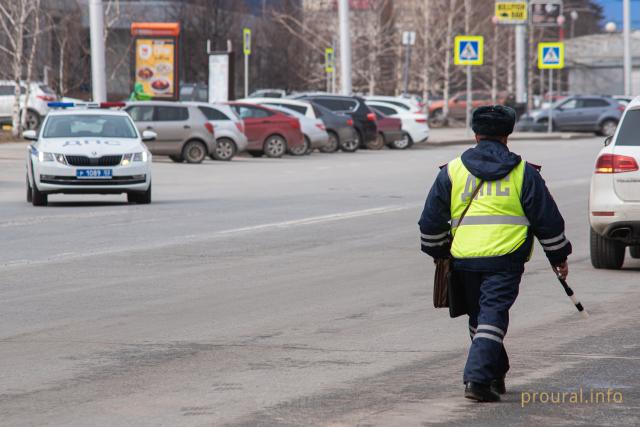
[229,102,304,158]
[370,107,410,150]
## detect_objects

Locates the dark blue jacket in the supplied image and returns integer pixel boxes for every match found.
[418,139,571,271]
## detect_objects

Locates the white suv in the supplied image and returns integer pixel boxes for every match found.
[0,81,57,129]
[589,96,640,269]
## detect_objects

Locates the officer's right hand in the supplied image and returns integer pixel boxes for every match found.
[555,261,569,280]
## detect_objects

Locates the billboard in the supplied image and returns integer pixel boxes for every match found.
[131,23,180,100]
[530,1,563,27]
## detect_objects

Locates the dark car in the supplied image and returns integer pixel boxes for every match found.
[293,94,378,149]
[525,95,624,136]
[311,102,359,153]
[228,102,304,158]
[370,107,409,150]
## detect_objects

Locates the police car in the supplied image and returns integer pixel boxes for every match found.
[589,96,640,269]
[25,102,154,206]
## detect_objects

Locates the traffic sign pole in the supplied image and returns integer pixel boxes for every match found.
[243,28,251,98]
[466,65,472,136]
[548,68,553,134]
[454,36,483,136]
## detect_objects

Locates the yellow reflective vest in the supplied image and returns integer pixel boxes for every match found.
[448,157,529,259]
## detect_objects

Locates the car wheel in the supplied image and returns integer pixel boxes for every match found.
[31,181,48,206]
[289,136,310,156]
[390,133,411,150]
[598,120,618,137]
[428,109,445,127]
[128,183,152,204]
[182,140,207,163]
[263,135,287,158]
[24,110,41,130]
[211,138,237,161]
[320,131,339,153]
[169,155,184,163]
[339,132,359,153]
[590,227,625,269]
[366,133,386,150]
[630,245,640,259]
[26,175,32,203]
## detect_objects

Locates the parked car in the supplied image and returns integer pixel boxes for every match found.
[24,103,153,206]
[311,103,359,153]
[589,96,640,269]
[293,94,378,149]
[185,102,248,161]
[0,80,57,130]
[369,107,408,149]
[365,95,425,114]
[524,96,623,136]
[365,100,429,145]
[249,89,287,98]
[228,102,304,158]
[265,105,329,155]
[428,91,504,124]
[179,83,209,102]
[125,101,216,163]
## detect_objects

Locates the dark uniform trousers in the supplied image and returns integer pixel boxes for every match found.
[457,268,523,384]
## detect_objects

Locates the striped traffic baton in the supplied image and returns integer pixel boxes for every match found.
[552,265,589,319]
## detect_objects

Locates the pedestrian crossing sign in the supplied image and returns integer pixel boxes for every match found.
[538,42,564,69]
[454,36,484,66]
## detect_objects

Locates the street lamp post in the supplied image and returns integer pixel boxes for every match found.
[623,0,632,96]
[89,0,107,102]
[338,0,352,95]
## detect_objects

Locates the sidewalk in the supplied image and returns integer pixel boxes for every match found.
[427,127,596,146]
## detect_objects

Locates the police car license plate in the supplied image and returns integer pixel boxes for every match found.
[76,169,112,179]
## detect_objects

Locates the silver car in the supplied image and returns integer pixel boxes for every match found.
[125,101,216,163]
[266,105,329,155]
[185,102,248,161]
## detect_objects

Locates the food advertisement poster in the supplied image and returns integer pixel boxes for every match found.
[134,38,177,100]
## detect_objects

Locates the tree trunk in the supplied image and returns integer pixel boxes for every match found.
[421,1,431,102]
[11,2,26,137]
[21,0,40,130]
[491,24,498,103]
[442,0,457,119]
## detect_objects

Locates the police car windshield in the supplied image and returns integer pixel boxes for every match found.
[43,114,138,139]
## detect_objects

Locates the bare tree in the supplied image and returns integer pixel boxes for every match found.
[21,0,41,130]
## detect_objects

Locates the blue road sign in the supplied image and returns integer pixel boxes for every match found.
[538,42,564,69]
[454,36,484,66]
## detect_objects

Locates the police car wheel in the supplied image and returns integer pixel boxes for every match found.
[182,140,207,164]
[26,175,32,203]
[211,138,237,161]
[128,183,151,204]
[31,182,48,207]
[590,227,625,269]
[630,246,640,259]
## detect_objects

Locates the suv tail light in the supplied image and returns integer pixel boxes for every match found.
[38,95,56,102]
[346,118,354,126]
[366,112,376,122]
[595,154,639,173]
[205,122,214,134]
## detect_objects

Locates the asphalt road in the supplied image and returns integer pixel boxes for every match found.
[1,138,638,426]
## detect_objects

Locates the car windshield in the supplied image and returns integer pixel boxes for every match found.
[615,109,640,146]
[43,114,138,138]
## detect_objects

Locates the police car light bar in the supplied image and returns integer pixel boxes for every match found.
[47,102,126,109]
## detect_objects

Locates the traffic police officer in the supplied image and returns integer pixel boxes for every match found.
[418,106,572,402]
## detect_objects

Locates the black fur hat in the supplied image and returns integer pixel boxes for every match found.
[471,105,516,137]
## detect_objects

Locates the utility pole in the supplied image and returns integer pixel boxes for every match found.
[623,0,632,96]
[89,0,107,102]
[515,24,526,105]
[338,0,352,95]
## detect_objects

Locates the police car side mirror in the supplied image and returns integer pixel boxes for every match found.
[22,130,37,141]
[604,136,613,147]
[141,130,157,142]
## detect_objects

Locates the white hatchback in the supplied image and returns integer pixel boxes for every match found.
[365,100,430,144]
[589,96,640,269]
[25,103,154,206]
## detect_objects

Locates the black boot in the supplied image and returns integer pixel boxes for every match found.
[491,378,506,395]
[465,382,500,402]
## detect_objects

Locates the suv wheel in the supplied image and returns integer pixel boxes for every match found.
[598,119,618,137]
[211,138,237,161]
[24,110,41,130]
[339,133,359,153]
[289,136,310,156]
[169,155,184,163]
[182,140,207,163]
[366,133,386,150]
[630,246,640,259]
[590,227,625,269]
[263,135,287,158]
[320,131,339,153]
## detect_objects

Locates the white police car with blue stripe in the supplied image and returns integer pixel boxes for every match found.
[25,102,154,206]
